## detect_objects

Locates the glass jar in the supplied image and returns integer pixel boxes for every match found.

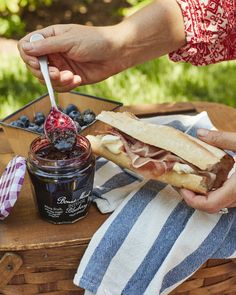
[27,135,95,224]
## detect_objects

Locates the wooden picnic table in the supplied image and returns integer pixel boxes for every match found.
[0,101,236,295]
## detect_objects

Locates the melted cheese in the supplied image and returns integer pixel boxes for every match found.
[173,163,195,174]
[101,135,123,154]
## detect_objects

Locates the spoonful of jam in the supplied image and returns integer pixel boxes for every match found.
[30,33,77,152]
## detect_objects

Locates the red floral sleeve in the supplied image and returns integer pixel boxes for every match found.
[169,0,236,65]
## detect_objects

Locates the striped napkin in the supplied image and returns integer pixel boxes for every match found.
[74,112,236,295]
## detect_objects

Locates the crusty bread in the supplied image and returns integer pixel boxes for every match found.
[87,135,212,194]
[96,111,225,171]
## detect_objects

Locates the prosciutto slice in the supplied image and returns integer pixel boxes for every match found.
[108,129,184,177]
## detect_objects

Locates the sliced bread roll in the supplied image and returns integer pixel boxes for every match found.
[87,135,214,194]
[88,111,234,193]
[96,111,226,171]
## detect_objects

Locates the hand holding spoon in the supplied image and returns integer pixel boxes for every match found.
[30,33,77,152]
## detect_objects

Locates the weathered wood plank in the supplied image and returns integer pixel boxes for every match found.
[0,253,23,289]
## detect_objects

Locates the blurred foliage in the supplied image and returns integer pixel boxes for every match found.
[79,59,236,106]
[0,0,52,37]
[0,14,25,38]
[0,54,45,117]
[0,0,147,38]
[0,52,236,119]
[121,0,152,16]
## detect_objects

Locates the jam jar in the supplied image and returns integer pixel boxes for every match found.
[27,135,95,224]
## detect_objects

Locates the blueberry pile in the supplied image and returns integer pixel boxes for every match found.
[63,104,96,132]
[10,104,96,134]
[10,113,45,133]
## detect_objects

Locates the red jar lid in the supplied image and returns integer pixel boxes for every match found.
[0,156,26,220]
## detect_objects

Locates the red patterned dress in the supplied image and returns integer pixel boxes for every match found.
[169,0,236,65]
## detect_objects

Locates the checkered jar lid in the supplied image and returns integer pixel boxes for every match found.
[0,156,26,220]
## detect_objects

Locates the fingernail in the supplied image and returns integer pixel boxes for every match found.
[49,69,56,74]
[197,128,209,137]
[61,73,71,81]
[22,43,33,51]
[49,70,58,79]
[74,76,82,83]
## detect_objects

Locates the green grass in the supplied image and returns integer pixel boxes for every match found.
[0,53,236,119]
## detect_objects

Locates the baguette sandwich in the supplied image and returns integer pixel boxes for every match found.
[87,111,234,194]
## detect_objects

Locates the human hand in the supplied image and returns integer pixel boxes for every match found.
[181,129,236,213]
[18,24,126,91]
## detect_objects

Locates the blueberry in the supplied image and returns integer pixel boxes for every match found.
[35,112,45,118]
[28,125,40,132]
[37,125,44,134]
[73,113,84,126]
[69,111,79,120]
[19,115,30,127]
[83,112,96,125]
[51,129,76,152]
[28,122,35,127]
[75,121,82,132]
[34,115,45,126]
[16,120,25,128]
[82,109,90,115]
[10,121,20,127]
[34,112,45,125]
[65,104,78,115]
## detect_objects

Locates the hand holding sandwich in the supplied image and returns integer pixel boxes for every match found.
[87,111,234,202]
[181,129,236,213]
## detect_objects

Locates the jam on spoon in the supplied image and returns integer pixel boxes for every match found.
[44,107,77,152]
[30,33,77,152]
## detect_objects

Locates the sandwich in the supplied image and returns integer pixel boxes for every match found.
[86,111,234,194]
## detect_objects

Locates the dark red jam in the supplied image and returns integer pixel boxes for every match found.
[27,135,95,224]
[44,107,77,152]
[36,144,84,160]
[47,128,77,152]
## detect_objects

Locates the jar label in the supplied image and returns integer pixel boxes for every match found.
[36,186,92,223]
[29,162,95,224]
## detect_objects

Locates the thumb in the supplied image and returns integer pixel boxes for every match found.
[21,35,69,56]
[197,129,236,151]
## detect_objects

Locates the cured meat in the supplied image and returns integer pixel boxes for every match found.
[105,129,218,181]
[108,129,181,176]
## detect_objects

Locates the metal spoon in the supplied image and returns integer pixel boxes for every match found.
[30,33,77,151]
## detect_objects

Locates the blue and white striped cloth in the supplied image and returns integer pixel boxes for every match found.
[74,112,236,295]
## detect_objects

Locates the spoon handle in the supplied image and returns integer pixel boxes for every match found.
[30,33,57,109]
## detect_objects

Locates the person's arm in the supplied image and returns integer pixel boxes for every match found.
[114,0,186,68]
[18,0,186,91]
